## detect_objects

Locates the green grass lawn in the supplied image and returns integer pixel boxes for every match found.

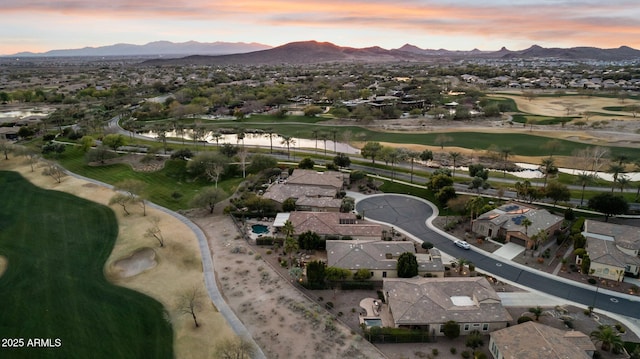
[56,147,242,211]
[0,171,173,358]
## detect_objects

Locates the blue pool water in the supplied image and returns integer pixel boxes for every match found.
[251,224,269,234]
[363,318,383,328]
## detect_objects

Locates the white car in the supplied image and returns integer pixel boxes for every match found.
[454,240,471,250]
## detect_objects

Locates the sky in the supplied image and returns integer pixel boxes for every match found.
[2,0,640,55]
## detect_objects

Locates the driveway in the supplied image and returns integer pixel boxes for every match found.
[355,194,640,320]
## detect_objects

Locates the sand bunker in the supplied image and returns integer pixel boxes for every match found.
[113,247,157,278]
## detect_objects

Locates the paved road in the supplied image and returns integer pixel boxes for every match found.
[355,194,640,320]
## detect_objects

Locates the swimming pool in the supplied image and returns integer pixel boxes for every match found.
[251,224,269,235]
[363,318,383,328]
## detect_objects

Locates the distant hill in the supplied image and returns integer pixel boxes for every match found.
[7,41,272,57]
[142,40,428,66]
[8,40,640,63]
[141,41,640,66]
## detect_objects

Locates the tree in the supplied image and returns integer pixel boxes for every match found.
[114,179,148,215]
[280,135,295,159]
[465,330,484,350]
[521,218,533,237]
[428,173,453,192]
[247,154,277,174]
[190,187,227,214]
[213,337,256,359]
[545,181,570,206]
[145,216,165,247]
[346,268,369,281]
[102,133,126,151]
[177,286,203,328]
[434,134,453,149]
[528,306,543,321]
[442,320,460,339]
[540,157,557,187]
[397,252,418,278]
[264,128,276,153]
[42,163,66,183]
[219,143,238,158]
[325,266,351,282]
[109,193,132,215]
[576,172,595,206]
[591,325,624,353]
[188,152,229,187]
[361,142,383,165]
[581,254,591,274]
[306,260,326,287]
[419,149,433,162]
[80,136,95,152]
[608,163,625,193]
[298,157,315,169]
[298,230,321,251]
[468,164,488,180]
[304,105,323,117]
[333,153,351,169]
[436,186,457,205]
[500,147,513,177]
[588,193,628,221]
[421,242,434,252]
[449,151,461,178]
[402,149,420,183]
[617,175,630,193]
[282,197,297,212]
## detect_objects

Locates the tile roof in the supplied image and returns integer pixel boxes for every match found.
[262,183,336,203]
[491,321,594,359]
[584,220,640,251]
[327,240,442,272]
[286,169,346,189]
[476,202,563,236]
[383,277,512,326]
[288,212,382,238]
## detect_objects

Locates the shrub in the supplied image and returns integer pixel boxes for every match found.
[588,278,597,285]
[432,348,439,356]
[450,348,457,354]
[517,316,533,324]
[563,319,574,329]
[325,302,334,310]
[461,351,471,359]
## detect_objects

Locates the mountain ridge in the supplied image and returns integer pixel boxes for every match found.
[6,41,272,57]
[6,40,640,63]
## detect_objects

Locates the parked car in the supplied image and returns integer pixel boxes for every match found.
[454,240,471,250]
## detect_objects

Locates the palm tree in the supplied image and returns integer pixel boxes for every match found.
[449,151,461,178]
[617,175,630,193]
[280,135,295,159]
[528,306,543,321]
[405,150,419,183]
[330,128,338,153]
[311,129,319,154]
[608,163,625,193]
[235,127,245,149]
[521,217,533,237]
[500,147,513,177]
[211,131,222,147]
[466,196,484,233]
[319,132,329,156]
[540,157,556,187]
[264,128,275,154]
[576,172,595,206]
[590,325,624,352]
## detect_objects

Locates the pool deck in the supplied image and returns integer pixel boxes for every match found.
[359,297,394,328]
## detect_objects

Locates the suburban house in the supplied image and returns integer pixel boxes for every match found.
[472,203,564,249]
[326,240,444,279]
[274,212,382,241]
[582,220,640,282]
[383,277,512,334]
[489,321,595,359]
[262,169,347,212]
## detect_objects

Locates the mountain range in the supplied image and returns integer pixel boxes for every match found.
[7,41,271,57]
[6,40,640,64]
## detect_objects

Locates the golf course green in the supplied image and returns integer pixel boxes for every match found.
[0,171,173,358]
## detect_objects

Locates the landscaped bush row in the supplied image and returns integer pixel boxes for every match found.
[364,327,433,343]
